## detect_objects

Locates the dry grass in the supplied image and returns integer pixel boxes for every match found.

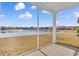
[57,30,79,48]
[57,30,76,33]
[0,40,1,56]
[39,33,52,47]
[1,35,37,56]
[0,33,52,56]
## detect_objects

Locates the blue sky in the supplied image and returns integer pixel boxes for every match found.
[0,2,52,27]
[0,2,79,27]
[57,6,79,26]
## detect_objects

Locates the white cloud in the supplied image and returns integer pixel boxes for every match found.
[31,6,36,9]
[0,14,5,18]
[19,12,32,20]
[14,2,25,11]
[42,10,51,15]
[74,11,79,17]
[56,21,58,24]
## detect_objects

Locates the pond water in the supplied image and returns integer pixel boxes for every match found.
[0,30,51,38]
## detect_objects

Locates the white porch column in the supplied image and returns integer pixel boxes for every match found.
[52,13,57,44]
[37,8,40,49]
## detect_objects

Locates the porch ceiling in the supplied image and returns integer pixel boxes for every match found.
[30,2,79,13]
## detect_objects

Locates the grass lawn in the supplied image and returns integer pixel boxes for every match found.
[0,35,37,56]
[57,30,79,48]
[39,33,52,47]
[0,40,1,56]
[0,33,52,56]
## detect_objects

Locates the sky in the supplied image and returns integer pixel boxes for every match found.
[0,2,79,27]
[0,2,52,27]
[57,6,79,26]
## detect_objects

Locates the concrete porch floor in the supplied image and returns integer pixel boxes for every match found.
[25,44,79,56]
